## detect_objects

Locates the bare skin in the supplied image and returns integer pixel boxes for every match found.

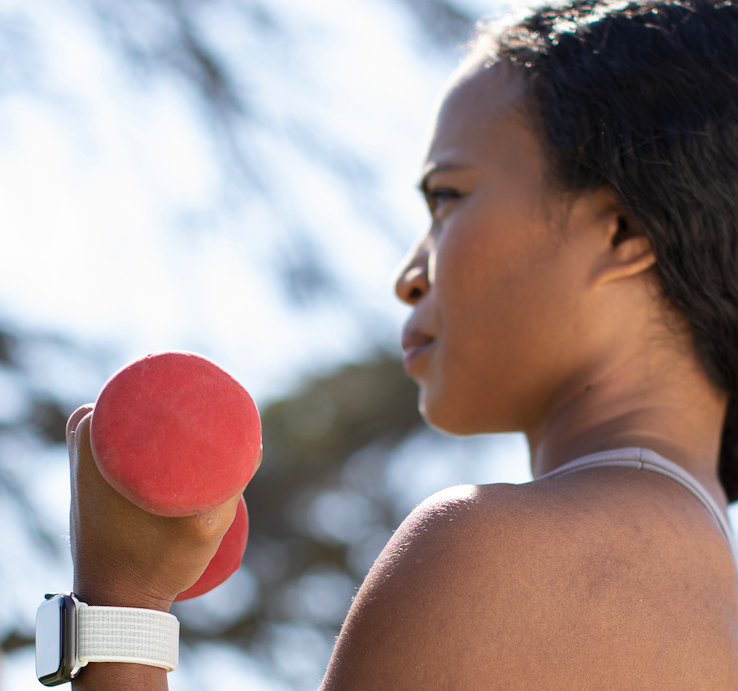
[68,60,738,689]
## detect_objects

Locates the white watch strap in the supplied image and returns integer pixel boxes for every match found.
[77,603,179,671]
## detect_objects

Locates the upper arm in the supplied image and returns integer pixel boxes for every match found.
[320,471,738,691]
[320,483,538,690]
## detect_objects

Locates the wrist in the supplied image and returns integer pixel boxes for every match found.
[72,662,168,691]
[73,573,174,613]
[36,592,179,686]
[73,585,173,613]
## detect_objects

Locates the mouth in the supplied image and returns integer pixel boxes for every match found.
[401,327,435,373]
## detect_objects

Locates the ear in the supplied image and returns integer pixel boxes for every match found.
[591,209,656,288]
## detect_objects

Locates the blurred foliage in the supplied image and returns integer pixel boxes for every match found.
[83,0,474,121]
[400,0,477,45]
[0,333,428,684]
[0,326,75,534]
[0,327,425,673]
[81,0,345,307]
[174,353,423,650]
[0,10,40,95]
[0,324,109,652]
[0,324,426,678]
[0,0,479,684]
[79,0,476,306]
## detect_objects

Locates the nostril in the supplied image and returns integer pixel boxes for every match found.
[395,261,429,305]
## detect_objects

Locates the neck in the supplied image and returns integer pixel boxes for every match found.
[527,347,729,512]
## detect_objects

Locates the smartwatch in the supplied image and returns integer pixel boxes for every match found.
[35,593,179,686]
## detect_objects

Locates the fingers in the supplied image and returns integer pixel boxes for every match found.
[67,404,94,453]
[71,411,117,503]
[68,410,97,483]
[67,404,94,437]
[187,490,244,545]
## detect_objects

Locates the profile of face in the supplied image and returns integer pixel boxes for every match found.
[395,60,652,437]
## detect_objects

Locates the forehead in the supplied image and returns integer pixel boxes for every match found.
[425,60,538,174]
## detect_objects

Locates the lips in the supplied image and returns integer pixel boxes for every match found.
[401,324,435,372]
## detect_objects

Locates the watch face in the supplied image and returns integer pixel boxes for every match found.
[36,596,63,682]
[36,594,78,686]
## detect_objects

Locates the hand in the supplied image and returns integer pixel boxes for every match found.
[67,405,244,612]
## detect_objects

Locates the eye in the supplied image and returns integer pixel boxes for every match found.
[426,187,462,213]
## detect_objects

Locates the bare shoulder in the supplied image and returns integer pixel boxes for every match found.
[321,470,738,690]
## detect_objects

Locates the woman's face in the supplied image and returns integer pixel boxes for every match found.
[396,61,609,435]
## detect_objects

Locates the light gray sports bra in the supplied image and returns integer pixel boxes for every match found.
[540,447,738,570]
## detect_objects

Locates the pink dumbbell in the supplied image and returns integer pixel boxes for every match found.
[90,351,261,600]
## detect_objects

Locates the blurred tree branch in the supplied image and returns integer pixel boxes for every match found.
[174,353,424,650]
[0,3,483,685]
[78,0,476,309]
[400,0,476,45]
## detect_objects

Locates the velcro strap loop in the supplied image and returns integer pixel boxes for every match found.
[77,604,179,671]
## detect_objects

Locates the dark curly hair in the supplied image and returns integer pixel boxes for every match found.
[472,0,738,501]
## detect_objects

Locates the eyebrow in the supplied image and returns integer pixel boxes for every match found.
[417,162,475,196]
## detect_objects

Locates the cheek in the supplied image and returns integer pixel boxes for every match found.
[421,216,584,433]
[418,227,521,431]
[434,213,546,343]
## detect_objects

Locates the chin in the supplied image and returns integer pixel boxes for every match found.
[418,382,519,436]
[419,390,484,436]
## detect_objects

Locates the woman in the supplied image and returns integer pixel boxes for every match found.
[66,0,738,687]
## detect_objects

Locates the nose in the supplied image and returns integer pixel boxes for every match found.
[394,239,430,305]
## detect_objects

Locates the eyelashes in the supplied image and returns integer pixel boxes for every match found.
[425,187,462,214]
